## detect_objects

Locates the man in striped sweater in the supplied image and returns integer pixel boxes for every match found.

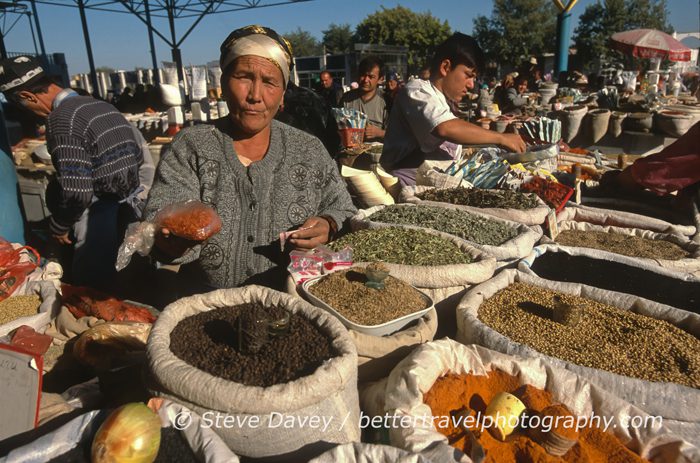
[0,55,154,290]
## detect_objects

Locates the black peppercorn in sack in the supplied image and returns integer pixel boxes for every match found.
[146,285,360,461]
[115,200,222,271]
[455,268,700,446]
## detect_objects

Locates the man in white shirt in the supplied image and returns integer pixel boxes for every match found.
[381,33,526,185]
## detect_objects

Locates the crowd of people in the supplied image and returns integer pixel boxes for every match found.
[1,24,697,302]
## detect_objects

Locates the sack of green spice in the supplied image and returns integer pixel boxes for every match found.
[400,185,550,226]
[381,339,699,462]
[540,220,700,275]
[353,204,542,261]
[558,203,697,237]
[455,269,700,446]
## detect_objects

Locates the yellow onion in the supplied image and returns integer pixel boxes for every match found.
[92,402,162,463]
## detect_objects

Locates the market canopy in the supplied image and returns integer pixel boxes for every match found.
[610,28,692,62]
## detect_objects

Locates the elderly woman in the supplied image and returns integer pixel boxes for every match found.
[145,25,356,292]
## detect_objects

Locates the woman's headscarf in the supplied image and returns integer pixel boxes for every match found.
[219,25,294,86]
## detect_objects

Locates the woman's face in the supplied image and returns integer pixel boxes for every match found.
[223,55,285,135]
[517,80,528,94]
[387,79,398,91]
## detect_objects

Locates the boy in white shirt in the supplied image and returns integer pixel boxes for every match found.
[381,33,526,185]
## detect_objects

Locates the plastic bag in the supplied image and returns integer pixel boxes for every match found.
[287,246,353,285]
[0,243,40,301]
[73,322,152,369]
[116,200,222,270]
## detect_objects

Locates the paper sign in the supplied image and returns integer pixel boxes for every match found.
[546,208,560,240]
[0,344,43,440]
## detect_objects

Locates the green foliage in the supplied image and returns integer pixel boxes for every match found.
[323,23,354,54]
[573,0,673,71]
[354,6,451,70]
[284,27,323,57]
[472,0,558,70]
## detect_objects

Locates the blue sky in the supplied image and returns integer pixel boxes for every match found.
[3,0,699,75]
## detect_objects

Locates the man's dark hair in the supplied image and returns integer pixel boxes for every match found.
[358,56,384,77]
[430,33,485,77]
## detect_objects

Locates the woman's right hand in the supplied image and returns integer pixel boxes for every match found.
[154,227,198,258]
[498,133,527,153]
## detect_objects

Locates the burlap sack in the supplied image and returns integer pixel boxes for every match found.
[455,269,700,445]
[518,244,700,313]
[559,203,696,237]
[383,339,699,462]
[542,221,700,273]
[400,185,549,226]
[147,285,360,461]
[353,204,542,261]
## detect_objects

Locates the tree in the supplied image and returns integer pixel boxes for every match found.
[354,6,451,71]
[284,27,323,57]
[573,0,672,71]
[472,0,558,72]
[322,23,354,54]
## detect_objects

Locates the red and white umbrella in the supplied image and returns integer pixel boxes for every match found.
[610,28,692,62]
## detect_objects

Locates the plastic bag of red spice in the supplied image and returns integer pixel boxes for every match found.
[115,200,222,271]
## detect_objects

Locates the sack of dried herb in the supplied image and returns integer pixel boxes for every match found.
[456,269,700,445]
[540,221,700,274]
[353,204,542,261]
[401,186,550,226]
[558,203,697,237]
[382,339,698,461]
[147,285,360,460]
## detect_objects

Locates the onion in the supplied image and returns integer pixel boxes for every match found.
[92,402,162,463]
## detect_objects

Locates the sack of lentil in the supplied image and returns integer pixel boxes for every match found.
[1,401,240,463]
[558,203,697,237]
[147,285,360,460]
[308,442,434,463]
[383,339,699,462]
[352,204,542,261]
[541,221,700,274]
[400,185,550,226]
[0,281,61,337]
[455,269,700,445]
[518,244,700,313]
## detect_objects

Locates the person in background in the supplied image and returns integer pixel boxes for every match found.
[419,65,431,80]
[0,55,154,290]
[381,33,526,185]
[502,75,529,115]
[145,25,356,293]
[601,121,700,200]
[384,71,401,113]
[317,70,343,109]
[341,56,388,142]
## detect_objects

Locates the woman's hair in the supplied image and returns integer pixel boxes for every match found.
[430,33,485,77]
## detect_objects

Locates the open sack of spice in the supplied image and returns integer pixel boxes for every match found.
[382,338,699,463]
[116,200,222,270]
[456,269,700,446]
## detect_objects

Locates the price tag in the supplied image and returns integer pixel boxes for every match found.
[546,208,559,240]
[574,179,582,204]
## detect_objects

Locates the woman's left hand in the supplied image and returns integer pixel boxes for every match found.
[288,217,331,250]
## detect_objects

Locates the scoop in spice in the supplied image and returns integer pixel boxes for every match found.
[364,261,390,290]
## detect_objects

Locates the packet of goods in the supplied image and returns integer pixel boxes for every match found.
[279,227,312,251]
[115,200,222,271]
[287,246,353,285]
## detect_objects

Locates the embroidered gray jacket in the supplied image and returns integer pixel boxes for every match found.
[144,118,356,289]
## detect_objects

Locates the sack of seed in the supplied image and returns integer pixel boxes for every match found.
[518,244,700,313]
[558,203,697,237]
[540,221,700,274]
[147,285,360,460]
[455,268,700,446]
[400,186,550,226]
[0,281,60,337]
[382,339,699,462]
[353,204,542,261]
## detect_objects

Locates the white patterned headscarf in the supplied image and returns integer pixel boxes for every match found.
[219,25,294,86]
